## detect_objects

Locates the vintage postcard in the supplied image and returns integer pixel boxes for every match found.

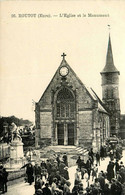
[0,1,125,194]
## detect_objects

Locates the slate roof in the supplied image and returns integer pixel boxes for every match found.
[101,34,120,74]
[86,86,108,114]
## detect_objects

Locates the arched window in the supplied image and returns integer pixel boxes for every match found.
[56,88,75,118]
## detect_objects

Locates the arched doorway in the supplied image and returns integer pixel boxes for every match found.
[54,87,76,145]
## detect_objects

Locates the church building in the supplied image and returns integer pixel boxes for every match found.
[35,35,120,151]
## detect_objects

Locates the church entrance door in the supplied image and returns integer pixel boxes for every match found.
[68,123,74,145]
[57,124,64,145]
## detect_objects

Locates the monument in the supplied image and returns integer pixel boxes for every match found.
[9,123,25,168]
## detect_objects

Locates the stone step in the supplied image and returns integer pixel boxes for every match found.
[39,145,88,158]
[73,147,88,155]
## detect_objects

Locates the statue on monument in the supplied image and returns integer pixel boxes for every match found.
[11,123,22,142]
[10,122,24,162]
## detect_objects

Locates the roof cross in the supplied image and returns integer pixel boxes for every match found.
[61,53,66,60]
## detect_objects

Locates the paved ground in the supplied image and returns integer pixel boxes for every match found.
[3,150,125,195]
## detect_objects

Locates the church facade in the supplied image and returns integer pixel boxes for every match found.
[35,35,120,151]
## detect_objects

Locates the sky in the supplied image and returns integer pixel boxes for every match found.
[0,1,125,122]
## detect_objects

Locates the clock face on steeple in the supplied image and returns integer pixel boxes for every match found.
[59,66,69,77]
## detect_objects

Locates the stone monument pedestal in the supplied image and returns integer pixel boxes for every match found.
[10,139,24,160]
[9,128,25,168]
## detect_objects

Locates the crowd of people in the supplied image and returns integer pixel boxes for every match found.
[75,146,125,195]
[20,143,125,195]
[21,153,70,195]
[0,142,124,194]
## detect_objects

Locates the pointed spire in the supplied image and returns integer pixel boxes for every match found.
[106,34,114,66]
[101,34,119,74]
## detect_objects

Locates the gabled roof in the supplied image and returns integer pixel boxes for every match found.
[38,58,94,103]
[38,56,108,114]
[101,34,120,74]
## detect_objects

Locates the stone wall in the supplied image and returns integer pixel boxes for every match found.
[7,169,25,186]
[40,112,52,139]
[78,110,93,146]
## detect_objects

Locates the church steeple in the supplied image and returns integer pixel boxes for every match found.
[101,34,119,74]
[100,33,120,136]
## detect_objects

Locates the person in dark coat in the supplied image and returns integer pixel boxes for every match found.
[100,146,105,160]
[110,179,118,195]
[96,152,100,166]
[46,159,52,177]
[42,182,51,195]
[41,161,47,169]
[107,161,114,182]
[21,162,34,184]
[89,156,93,167]
[88,148,94,164]
[56,154,61,167]
[116,148,121,160]
[3,168,8,193]
[104,145,107,157]
[63,167,69,180]
[34,163,41,179]
[80,159,86,179]
[76,156,82,170]
[86,159,91,179]
[26,163,34,185]
[103,183,111,195]
[63,153,68,167]
[115,159,120,176]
